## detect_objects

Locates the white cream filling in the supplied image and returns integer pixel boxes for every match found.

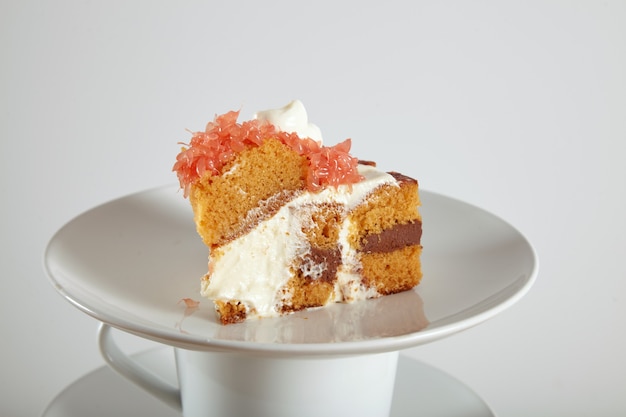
[201,164,398,318]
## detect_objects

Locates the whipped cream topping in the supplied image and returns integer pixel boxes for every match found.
[254,100,323,143]
[202,164,398,318]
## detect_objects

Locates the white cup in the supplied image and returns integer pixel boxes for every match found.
[98,323,400,417]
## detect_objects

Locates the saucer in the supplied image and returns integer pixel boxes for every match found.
[41,347,495,417]
[44,185,537,355]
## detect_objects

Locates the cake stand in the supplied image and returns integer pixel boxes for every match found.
[44,184,538,415]
[42,347,496,417]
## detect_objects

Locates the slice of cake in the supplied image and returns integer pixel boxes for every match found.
[173,100,422,324]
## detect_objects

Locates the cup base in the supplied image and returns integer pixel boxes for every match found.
[176,349,399,417]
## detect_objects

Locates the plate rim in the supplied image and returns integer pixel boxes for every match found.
[44,184,539,356]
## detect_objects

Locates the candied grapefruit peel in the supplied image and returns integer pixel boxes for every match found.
[172,110,363,197]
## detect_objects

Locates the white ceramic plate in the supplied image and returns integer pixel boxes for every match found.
[41,348,495,417]
[44,185,537,356]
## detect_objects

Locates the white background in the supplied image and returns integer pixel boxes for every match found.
[2,1,625,416]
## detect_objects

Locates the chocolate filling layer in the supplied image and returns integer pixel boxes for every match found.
[303,246,341,282]
[388,171,418,185]
[360,221,422,254]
